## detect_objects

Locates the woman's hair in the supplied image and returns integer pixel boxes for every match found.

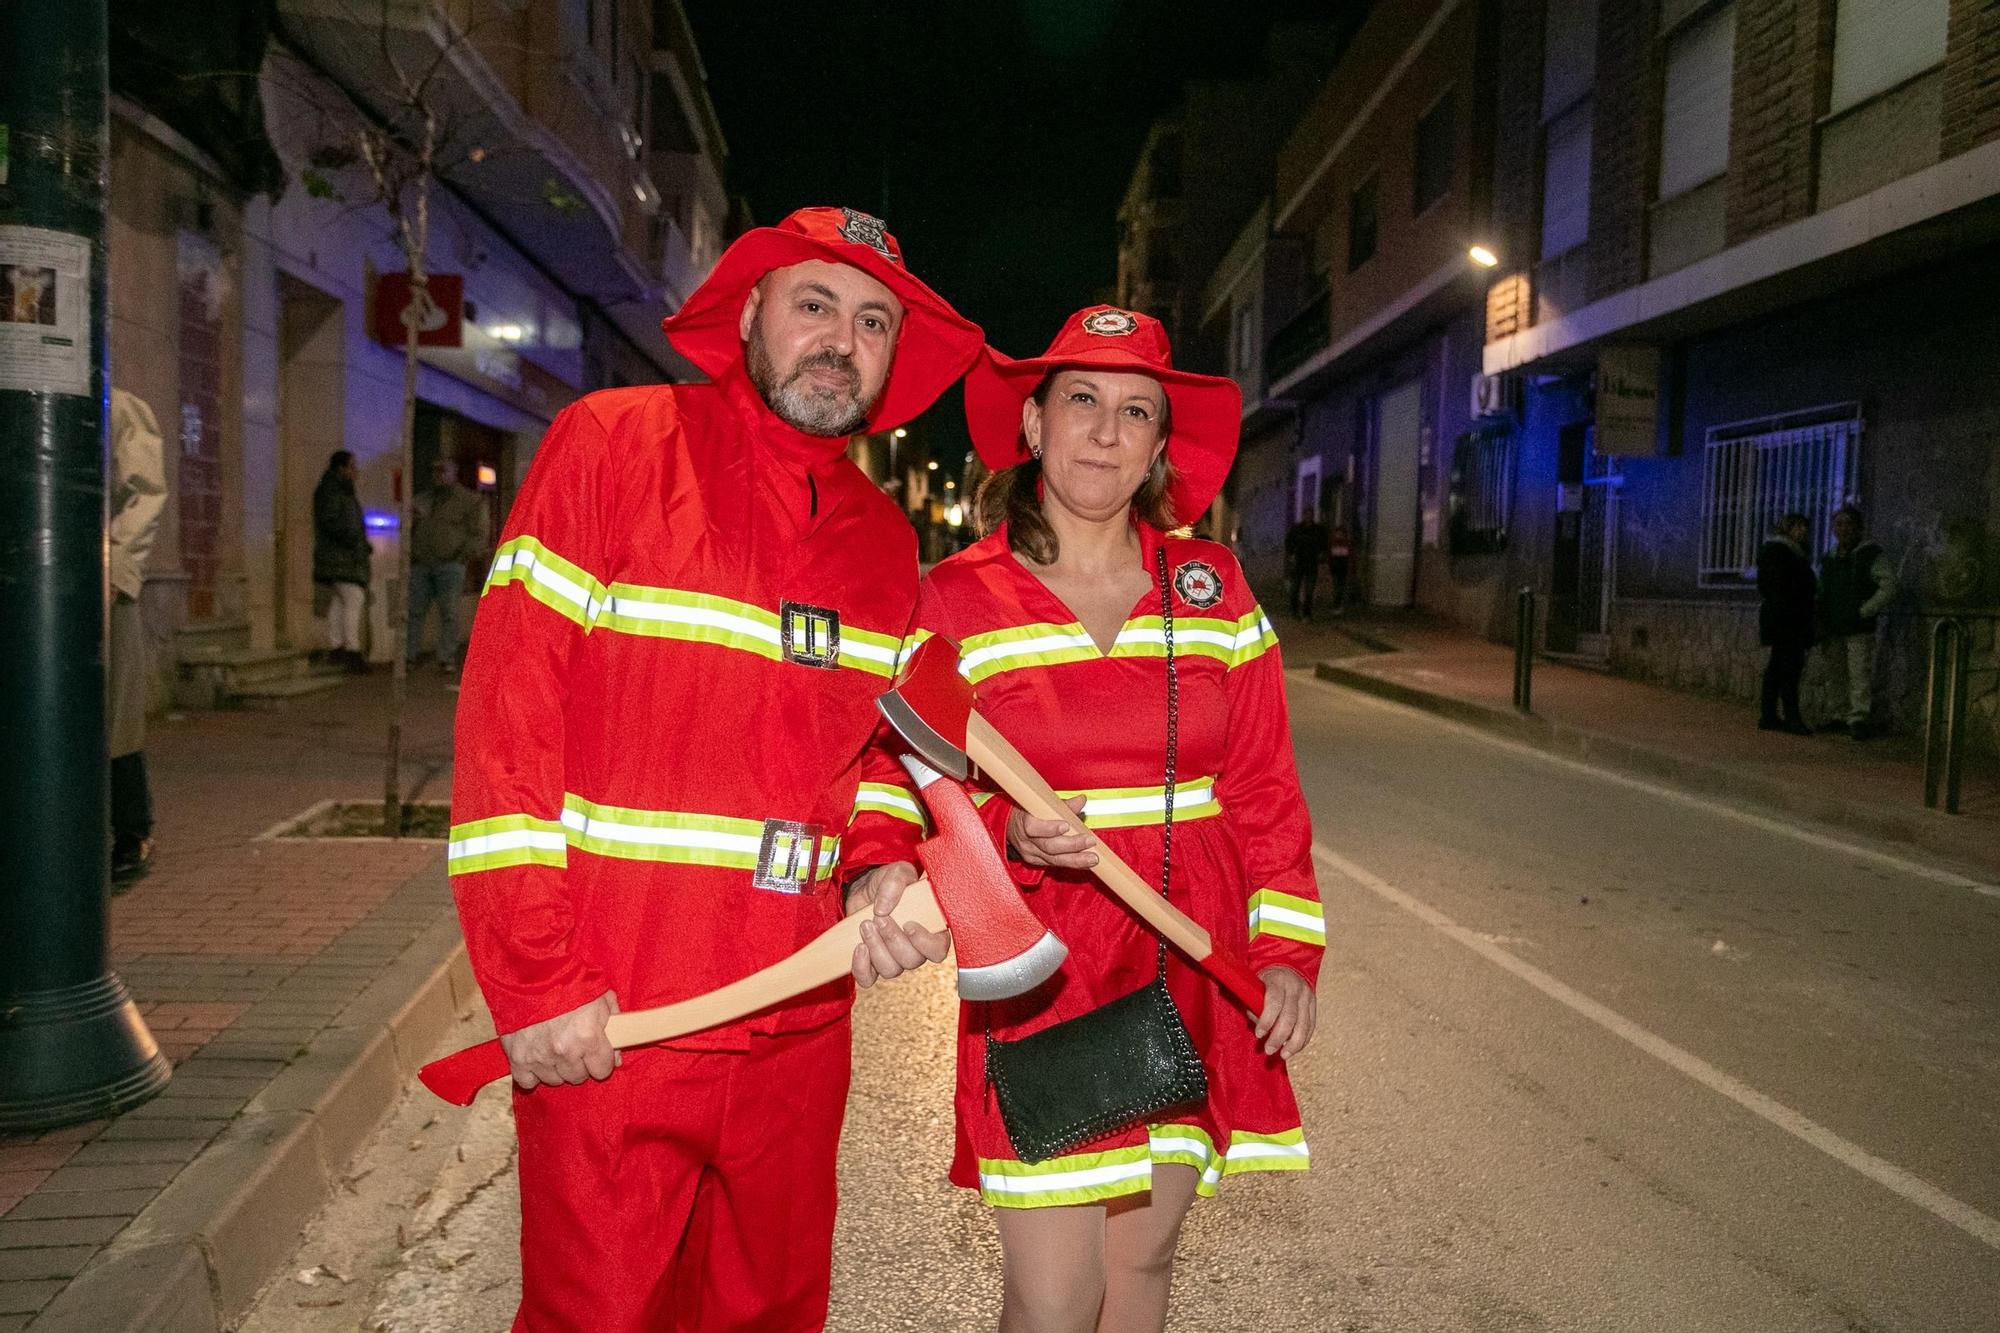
[972,372,1178,565]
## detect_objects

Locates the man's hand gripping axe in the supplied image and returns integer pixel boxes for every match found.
[877,634,1268,1016]
[416,774,1063,1106]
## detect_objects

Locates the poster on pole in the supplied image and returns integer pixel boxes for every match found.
[0,226,91,397]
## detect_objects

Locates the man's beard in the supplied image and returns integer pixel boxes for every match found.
[746,329,876,437]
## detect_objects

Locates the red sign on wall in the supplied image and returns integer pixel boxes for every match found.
[371,272,464,348]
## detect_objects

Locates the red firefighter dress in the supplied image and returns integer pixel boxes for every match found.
[891,520,1326,1209]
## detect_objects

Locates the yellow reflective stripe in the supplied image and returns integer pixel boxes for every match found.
[976,1145,1154,1209]
[447,813,568,875]
[1248,889,1325,946]
[969,779,1218,829]
[484,536,609,629]
[895,626,935,671]
[958,621,1100,684]
[852,782,926,828]
[836,624,902,678]
[597,584,781,657]
[559,795,841,878]
[976,1124,1309,1207]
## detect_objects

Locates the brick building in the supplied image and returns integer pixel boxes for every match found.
[108,0,730,707]
[1467,0,2000,747]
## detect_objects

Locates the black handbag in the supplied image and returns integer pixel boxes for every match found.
[982,546,1209,1164]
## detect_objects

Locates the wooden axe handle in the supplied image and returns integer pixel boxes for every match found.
[418,878,948,1105]
[963,714,1268,1016]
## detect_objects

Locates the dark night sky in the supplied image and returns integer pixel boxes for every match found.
[681,0,1355,375]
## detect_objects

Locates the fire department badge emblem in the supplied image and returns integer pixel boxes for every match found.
[1080,308,1139,337]
[1173,560,1224,609]
[838,209,898,263]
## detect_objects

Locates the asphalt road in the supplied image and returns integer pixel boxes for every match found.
[240,672,2000,1331]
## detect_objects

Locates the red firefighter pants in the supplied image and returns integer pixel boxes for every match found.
[511,1017,853,1332]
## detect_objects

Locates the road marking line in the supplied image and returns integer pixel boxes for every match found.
[1296,672,1998,894]
[1312,840,2000,1252]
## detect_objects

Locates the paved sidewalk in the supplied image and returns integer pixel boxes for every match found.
[1293,610,2000,879]
[0,670,467,1331]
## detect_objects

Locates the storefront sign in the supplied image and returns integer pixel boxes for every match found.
[1595,344,1659,456]
[371,271,464,348]
[0,226,90,397]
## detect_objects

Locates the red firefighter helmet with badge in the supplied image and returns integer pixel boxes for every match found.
[963,304,1242,521]
[662,206,984,434]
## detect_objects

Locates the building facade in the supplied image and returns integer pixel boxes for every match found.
[107,0,729,707]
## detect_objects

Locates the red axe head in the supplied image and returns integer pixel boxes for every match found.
[878,635,975,780]
[903,756,1066,1000]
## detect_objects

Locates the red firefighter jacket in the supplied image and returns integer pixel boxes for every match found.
[449,363,923,1047]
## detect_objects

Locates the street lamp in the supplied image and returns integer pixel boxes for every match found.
[893,428,908,439]
[1468,244,1500,268]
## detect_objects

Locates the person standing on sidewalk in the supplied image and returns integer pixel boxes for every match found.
[109,388,168,884]
[1818,505,1897,740]
[405,458,485,674]
[449,207,981,1332]
[312,450,372,673]
[1284,504,1326,620]
[1756,512,1816,735]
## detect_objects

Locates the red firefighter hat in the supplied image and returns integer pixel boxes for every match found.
[661,206,982,434]
[965,305,1242,520]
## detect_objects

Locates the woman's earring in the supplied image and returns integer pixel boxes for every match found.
[1028,444,1042,461]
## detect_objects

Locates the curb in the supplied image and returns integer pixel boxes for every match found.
[1313,659,1990,872]
[31,913,477,1333]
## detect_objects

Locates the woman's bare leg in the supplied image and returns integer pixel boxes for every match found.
[994,1202,1109,1333]
[1097,1165,1199,1333]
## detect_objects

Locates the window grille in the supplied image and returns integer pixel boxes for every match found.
[1450,427,1515,553]
[1697,404,1862,588]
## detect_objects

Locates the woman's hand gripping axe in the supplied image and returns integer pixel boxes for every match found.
[876,634,1269,1017]
[416,773,1063,1106]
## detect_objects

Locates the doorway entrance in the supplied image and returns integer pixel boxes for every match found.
[1369,379,1423,607]
[1548,421,1620,659]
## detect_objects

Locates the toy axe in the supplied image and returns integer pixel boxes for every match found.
[417,771,1063,1106]
[877,634,1269,1016]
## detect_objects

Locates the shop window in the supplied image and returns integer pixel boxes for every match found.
[1697,404,1862,587]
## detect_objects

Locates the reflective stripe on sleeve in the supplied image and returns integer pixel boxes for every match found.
[483,536,608,629]
[447,813,568,875]
[970,777,1219,829]
[852,782,926,828]
[1248,888,1326,946]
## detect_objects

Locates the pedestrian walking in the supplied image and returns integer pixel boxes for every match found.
[406,458,486,673]
[862,306,1322,1333]
[1756,512,1816,735]
[312,450,372,672]
[1283,504,1326,620]
[108,388,167,884]
[1325,522,1352,615]
[449,207,980,1331]
[1818,505,1897,739]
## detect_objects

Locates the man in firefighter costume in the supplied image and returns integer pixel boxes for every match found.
[449,206,982,1331]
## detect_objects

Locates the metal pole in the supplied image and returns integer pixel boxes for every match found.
[1945,624,1970,816]
[1922,619,1949,810]
[0,0,171,1129]
[1513,586,1534,713]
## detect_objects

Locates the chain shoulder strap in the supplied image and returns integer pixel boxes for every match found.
[1155,545,1176,974]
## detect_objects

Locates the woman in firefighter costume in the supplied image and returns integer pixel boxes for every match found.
[449,207,981,1332]
[894,306,1325,1331]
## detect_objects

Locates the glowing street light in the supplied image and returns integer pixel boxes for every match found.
[1468,244,1500,268]
[927,460,939,471]
[893,428,908,439]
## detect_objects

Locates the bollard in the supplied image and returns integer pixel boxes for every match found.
[1922,618,1969,815]
[1513,587,1535,713]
